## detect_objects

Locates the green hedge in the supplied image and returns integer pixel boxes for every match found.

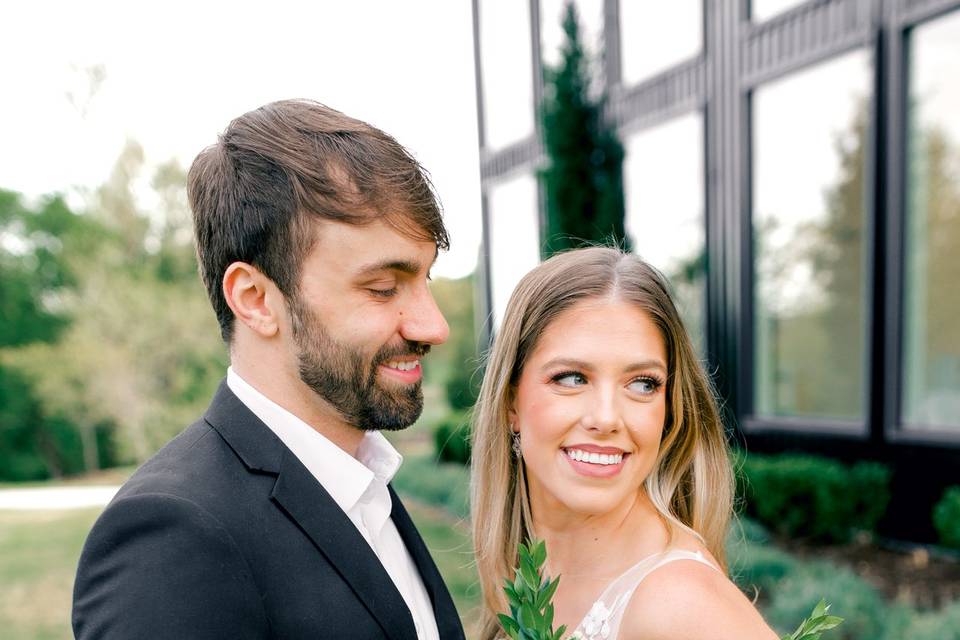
[433,411,471,465]
[728,518,960,639]
[735,452,891,543]
[392,455,470,519]
[889,599,960,640]
[934,486,960,549]
[765,561,887,640]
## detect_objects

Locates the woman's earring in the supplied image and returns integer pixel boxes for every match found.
[511,430,522,458]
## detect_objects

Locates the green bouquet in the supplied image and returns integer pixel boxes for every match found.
[499,539,844,640]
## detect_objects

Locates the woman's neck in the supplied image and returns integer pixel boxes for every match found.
[532,490,670,582]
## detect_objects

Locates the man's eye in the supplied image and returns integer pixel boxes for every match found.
[552,372,586,387]
[369,288,398,298]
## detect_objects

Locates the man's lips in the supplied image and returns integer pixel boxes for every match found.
[378,358,422,383]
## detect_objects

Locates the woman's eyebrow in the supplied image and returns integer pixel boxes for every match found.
[540,358,592,371]
[624,359,668,374]
[540,357,667,374]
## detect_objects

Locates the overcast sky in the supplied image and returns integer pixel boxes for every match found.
[1,0,483,278]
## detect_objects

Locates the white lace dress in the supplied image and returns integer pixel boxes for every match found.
[567,549,719,640]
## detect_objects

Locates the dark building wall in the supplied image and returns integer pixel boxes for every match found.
[474,0,960,542]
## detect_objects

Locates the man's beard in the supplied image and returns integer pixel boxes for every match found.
[288,294,429,432]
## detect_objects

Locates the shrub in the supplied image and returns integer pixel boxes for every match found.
[433,411,471,465]
[727,519,796,603]
[934,486,960,549]
[392,455,470,519]
[890,599,960,640]
[736,452,891,543]
[444,341,480,412]
[765,561,887,640]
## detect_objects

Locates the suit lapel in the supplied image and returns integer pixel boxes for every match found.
[389,488,467,640]
[204,382,418,640]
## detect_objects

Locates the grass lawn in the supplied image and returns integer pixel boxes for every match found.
[0,498,479,640]
[0,508,102,640]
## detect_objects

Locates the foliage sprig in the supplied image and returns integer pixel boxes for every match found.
[781,599,844,640]
[498,539,566,640]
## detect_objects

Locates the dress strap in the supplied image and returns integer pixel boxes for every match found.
[570,550,720,640]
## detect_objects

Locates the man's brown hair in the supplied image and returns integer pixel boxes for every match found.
[187,99,449,342]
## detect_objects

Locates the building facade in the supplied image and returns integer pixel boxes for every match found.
[472,0,960,541]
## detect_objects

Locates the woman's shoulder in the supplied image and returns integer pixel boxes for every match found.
[617,548,778,640]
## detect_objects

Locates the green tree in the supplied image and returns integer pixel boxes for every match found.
[806,109,869,418]
[1,144,226,474]
[540,1,629,257]
[0,190,112,478]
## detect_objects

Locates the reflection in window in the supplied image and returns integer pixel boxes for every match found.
[750,0,805,23]
[540,0,604,72]
[752,52,871,421]
[903,12,960,430]
[624,113,705,353]
[479,0,535,151]
[487,173,540,328]
[620,1,701,86]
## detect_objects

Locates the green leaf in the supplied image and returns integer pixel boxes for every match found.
[533,539,547,566]
[498,614,521,639]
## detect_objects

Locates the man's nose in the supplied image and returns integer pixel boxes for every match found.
[402,285,450,346]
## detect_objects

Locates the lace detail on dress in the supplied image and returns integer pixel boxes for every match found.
[567,549,718,640]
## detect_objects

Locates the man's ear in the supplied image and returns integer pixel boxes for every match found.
[223,262,281,338]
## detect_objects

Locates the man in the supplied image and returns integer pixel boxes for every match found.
[72,99,466,640]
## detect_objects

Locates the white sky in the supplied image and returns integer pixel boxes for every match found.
[0,0,483,279]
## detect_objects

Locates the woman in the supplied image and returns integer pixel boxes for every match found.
[471,248,777,640]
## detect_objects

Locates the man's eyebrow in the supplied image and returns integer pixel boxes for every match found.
[355,259,423,277]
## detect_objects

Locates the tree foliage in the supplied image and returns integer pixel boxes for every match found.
[0,142,226,479]
[540,1,629,257]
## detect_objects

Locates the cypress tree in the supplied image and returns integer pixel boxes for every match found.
[540,1,629,257]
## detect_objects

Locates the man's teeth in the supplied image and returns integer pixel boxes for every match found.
[385,360,419,371]
[565,449,623,465]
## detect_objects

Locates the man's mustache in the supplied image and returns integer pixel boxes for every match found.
[373,340,431,365]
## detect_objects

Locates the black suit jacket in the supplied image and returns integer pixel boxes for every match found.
[73,382,466,640]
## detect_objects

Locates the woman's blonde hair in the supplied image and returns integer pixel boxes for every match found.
[470,247,734,639]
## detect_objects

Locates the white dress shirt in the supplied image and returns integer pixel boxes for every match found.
[227,368,440,640]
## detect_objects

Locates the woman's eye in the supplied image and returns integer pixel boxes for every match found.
[552,372,586,387]
[629,377,662,395]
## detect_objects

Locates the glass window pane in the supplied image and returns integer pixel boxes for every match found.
[624,113,706,353]
[487,173,541,328]
[751,0,805,23]
[903,11,960,430]
[479,0,536,151]
[752,51,871,421]
[540,0,605,71]
[620,1,701,86]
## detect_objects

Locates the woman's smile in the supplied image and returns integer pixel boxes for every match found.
[561,445,631,478]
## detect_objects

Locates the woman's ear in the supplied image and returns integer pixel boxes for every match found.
[223,261,280,338]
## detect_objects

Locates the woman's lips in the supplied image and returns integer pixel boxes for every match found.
[562,446,629,478]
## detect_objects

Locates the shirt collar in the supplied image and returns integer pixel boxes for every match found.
[226,367,403,514]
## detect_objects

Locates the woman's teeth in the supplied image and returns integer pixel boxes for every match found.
[565,449,623,465]
[385,360,419,371]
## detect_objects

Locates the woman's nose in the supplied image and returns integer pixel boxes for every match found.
[580,391,623,433]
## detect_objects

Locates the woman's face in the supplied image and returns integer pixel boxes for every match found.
[510,297,668,519]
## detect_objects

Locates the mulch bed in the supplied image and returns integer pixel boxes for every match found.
[781,535,960,610]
